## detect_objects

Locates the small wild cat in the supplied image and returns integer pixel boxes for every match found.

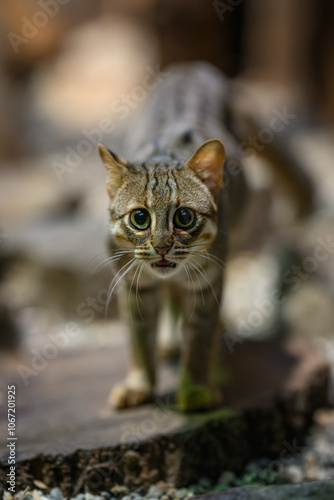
[98,63,246,411]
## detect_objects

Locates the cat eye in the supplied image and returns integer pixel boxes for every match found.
[174,207,196,229]
[130,209,151,230]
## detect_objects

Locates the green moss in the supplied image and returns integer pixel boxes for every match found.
[177,371,219,411]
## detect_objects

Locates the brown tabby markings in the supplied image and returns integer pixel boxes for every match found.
[99,138,226,411]
[97,63,239,411]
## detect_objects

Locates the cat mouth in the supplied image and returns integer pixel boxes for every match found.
[151,258,176,269]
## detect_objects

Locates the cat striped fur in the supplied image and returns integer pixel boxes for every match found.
[98,62,246,411]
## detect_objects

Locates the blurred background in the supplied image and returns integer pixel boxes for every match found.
[0,0,334,451]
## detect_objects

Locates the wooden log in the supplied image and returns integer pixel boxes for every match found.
[0,336,329,493]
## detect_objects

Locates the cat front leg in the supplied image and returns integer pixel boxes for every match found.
[177,273,223,411]
[109,283,160,409]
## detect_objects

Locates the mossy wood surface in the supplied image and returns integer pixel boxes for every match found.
[0,337,329,493]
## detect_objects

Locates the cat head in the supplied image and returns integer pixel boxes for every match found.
[98,139,225,278]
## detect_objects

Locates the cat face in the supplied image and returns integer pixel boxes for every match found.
[99,140,225,278]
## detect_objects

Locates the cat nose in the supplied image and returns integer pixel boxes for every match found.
[154,246,171,256]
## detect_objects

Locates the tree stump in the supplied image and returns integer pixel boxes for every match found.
[0,334,329,494]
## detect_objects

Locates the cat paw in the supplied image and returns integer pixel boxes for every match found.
[177,383,222,412]
[108,382,154,409]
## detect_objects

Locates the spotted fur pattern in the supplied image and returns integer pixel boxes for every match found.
[98,63,245,411]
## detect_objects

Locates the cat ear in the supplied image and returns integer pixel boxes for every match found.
[185,139,225,195]
[98,144,128,197]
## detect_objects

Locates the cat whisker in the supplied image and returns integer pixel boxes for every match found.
[173,248,225,271]
[93,250,134,273]
[187,258,221,310]
[135,261,145,316]
[84,250,110,272]
[87,248,135,273]
[182,262,191,303]
[128,261,143,326]
[195,268,206,306]
[92,256,116,274]
[183,261,197,322]
[104,257,137,318]
[187,251,225,271]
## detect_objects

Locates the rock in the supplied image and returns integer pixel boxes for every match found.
[281,464,304,484]
[101,493,111,500]
[195,479,334,499]
[49,488,63,500]
[111,486,129,498]
[134,487,147,497]
[33,480,48,490]
[146,486,163,499]
[314,409,334,427]
[304,451,317,466]
[84,494,95,500]
[176,489,187,500]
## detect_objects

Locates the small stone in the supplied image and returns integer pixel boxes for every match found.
[304,451,317,466]
[161,496,169,500]
[84,494,95,500]
[314,409,334,426]
[305,466,326,481]
[134,487,147,497]
[50,488,63,500]
[101,493,111,500]
[282,464,304,483]
[75,494,85,500]
[176,490,187,500]
[110,486,129,498]
[33,481,48,490]
[186,487,197,497]
[146,486,162,499]
[121,496,132,500]
[155,482,167,492]
[130,494,143,500]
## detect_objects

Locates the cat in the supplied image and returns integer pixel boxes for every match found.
[98,63,247,411]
